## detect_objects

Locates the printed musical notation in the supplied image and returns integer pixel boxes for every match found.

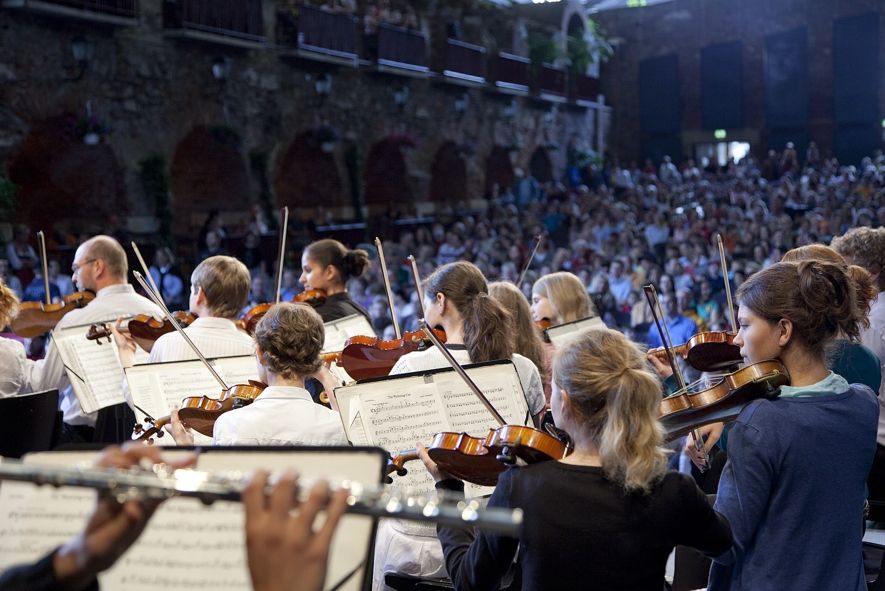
[53,324,128,413]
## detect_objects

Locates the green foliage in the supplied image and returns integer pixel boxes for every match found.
[528,31,560,67]
[139,156,173,246]
[249,151,277,232]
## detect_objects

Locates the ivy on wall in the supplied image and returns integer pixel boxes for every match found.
[139,156,173,247]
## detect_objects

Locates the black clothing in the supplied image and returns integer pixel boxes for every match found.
[436,462,731,591]
[0,549,98,591]
[313,291,372,325]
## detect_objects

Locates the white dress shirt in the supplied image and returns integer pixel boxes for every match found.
[862,292,885,444]
[148,316,254,363]
[38,284,163,426]
[0,338,46,397]
[212,386,347,446]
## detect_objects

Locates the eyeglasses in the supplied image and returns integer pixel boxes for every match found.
[71,258,97,274]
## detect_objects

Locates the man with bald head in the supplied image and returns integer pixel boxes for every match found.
[36,235,163,443]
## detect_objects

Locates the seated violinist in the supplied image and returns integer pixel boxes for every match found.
[299,239,372,324]
[24,235,163,443]
[417,327,732,590]
[0,276,46,397]
[145,255,254,362]
[169,302,347,446]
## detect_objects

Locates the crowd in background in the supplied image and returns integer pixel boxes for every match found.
[3,147,884,353]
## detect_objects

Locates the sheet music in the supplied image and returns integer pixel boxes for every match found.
[435,372,528,434]
[323,314,375,353]
[0,448,383,591]
[546,315,606,348]
[126,355,259,423]
[52,324,128,413]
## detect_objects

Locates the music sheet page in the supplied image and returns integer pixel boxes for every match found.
[0,449,382,591]
[126,355,259,421]
[546,316,606,348]
[322,314,375,353]
[52,324,127,413]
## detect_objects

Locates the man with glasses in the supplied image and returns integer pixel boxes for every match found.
[34,235,163,443]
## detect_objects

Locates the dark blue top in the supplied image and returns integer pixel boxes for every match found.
[709,384,878,591]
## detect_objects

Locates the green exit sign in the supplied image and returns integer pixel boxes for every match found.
[714,129,727,140]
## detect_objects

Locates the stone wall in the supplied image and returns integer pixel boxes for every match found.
[0,0,598,236]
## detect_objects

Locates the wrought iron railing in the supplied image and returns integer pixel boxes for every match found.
[164,0,264,42]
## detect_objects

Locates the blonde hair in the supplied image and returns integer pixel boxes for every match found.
[553,328,667,493]
[532,272,595,323]
[191,256,251,319]
[254,303,324,379]
[0,276,20,329]
[489,281,546,381]
[83,235,128,279]
[831,227,885,290]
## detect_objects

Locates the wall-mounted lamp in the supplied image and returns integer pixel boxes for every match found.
[212,56,231,81]
[453,93,469,115]
[393,85,410,111]
[66,36,94,81]
[501,99,517,120]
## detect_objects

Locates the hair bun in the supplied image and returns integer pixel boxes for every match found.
[796,260,863,339]
[343,249,370,279]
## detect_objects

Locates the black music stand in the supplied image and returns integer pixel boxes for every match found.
[0,389,60,458]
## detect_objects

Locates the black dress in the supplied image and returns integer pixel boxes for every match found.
[312,291,372,325]
[436,462,732,591]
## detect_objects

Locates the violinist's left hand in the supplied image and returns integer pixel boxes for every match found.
[165,408,195,446]
[417,442,454,483]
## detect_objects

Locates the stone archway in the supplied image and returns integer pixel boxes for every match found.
[484,145,515,197]
[429,141,467,203]
[529,146,553,183]
[363,135,414,206]
[169,125,250,234]
[274,129,346,210]
[6,114,125,225]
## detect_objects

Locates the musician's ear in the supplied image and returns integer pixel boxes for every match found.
[435,292,446,310]
[776,318,793,347]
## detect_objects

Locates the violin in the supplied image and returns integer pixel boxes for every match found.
[293,288,327,306]
[330,327,448,381]
[647,330,741,372]
[659,359,789,440]
[132,380,267,442]
[12,291,96,338]
[85,311,197,352]
[385,320,572,486]
[388,425,570,486]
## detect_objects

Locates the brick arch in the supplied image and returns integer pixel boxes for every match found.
[484,145,515,197]
[529,146,554,183]
[363,135,414,206]
[274,130,346,209]
[6,114,125,225]
[429,141,467,203]
[169,125,250,233]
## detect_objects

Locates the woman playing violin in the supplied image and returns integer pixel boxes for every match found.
[531,271,597,406]
[417,327,732,591]
[299,239,372,324]
[374,262,546,588]
[169,302,347,446]
[488,281,546,393]
[707,260,876,591]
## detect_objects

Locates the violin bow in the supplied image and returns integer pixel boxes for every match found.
[418,318,507,426]
[716,234,738,334]
[643,284,709,472]
[132,269,229,392]
[37,231,51,305]
[274,206,289,305]
[407,255,425,318]
[516,235,542,287]
[375,237,401,339]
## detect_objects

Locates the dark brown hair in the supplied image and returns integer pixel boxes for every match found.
[305,239,370,285]
[736,261,870,359]
[424,262,515,362]
[254,302,324,379]
[781,244,877,307]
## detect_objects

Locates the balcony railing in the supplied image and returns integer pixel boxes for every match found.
[164,0,265,46]
[3,0,138,24]
[493,52,530,93]
[442,38,485,84]
[286,5,357,63]
[536,63,566,101]
[376,22,428,74]
[571,73,600,105]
